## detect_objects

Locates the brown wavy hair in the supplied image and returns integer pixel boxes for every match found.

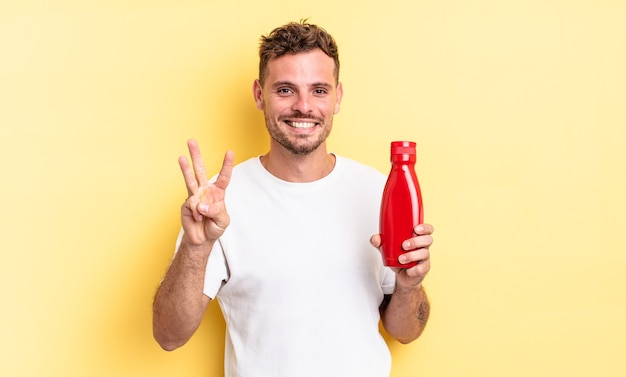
[258,20,340,86]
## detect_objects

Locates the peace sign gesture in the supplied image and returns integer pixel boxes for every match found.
[179,139,234,247]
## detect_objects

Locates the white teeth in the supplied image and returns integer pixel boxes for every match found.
[290,121,316,129]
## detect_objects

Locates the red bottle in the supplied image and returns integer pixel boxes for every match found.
[379,141,424,268]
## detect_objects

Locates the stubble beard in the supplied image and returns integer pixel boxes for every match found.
[265,113,333,155]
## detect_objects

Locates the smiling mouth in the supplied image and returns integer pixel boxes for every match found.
[285,120,317,129]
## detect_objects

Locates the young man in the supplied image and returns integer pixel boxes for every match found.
[153,21,434,377]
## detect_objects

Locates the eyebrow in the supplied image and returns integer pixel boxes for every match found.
[271,81,333,89]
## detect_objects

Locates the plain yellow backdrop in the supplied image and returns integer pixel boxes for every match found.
[1,1,625,376]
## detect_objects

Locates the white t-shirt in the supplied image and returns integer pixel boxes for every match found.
[200,155,396,377]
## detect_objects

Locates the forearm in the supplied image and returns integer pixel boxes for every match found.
[152,239,213,350]
[381,284,430,344]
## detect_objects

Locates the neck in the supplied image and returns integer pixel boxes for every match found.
[260,145,336,183]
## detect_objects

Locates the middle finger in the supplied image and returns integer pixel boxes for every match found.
[179,155,198,196]
[188,139,209,188]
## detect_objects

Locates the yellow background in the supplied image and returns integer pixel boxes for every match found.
[1,0,625,376]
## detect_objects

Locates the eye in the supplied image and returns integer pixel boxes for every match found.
[277,87,294,96]
[313,88,328,96]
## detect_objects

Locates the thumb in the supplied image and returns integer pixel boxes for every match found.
[369,234,381,248]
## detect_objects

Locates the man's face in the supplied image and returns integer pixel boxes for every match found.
[253,49,343,155]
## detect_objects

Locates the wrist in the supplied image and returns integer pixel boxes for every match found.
[394,283,425,296]
[180,234,214,256]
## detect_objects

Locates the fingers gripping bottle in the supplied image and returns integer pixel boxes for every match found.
[379,141,424,268]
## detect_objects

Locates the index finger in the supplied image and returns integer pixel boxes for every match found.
[414,223,435,236]
[214,150,235,191]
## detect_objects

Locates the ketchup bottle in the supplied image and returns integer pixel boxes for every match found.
[379,141,424,268]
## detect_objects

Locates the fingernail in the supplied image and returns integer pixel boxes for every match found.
[199,203,209,213]
[402,241,411,250]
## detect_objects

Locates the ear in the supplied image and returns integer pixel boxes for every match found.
[334,82,343,114]
[252,79,264,110]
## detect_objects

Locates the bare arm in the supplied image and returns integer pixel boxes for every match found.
[153,239,213,350]
[379,285,430,344]
[153,140,234,351]
[371,224,434,344]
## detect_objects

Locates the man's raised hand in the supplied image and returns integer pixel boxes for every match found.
[179,139,234,247]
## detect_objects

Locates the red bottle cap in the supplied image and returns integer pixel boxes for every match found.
[390,141,416,155]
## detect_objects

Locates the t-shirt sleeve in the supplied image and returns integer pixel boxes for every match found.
[381,266,396,295]
[203,240,229,299]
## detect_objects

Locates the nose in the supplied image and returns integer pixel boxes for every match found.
[291,92,312,114]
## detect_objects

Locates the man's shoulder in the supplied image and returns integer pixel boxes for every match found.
[231,156,260,170]
[334,154,385,180]
[209,156,260,184]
